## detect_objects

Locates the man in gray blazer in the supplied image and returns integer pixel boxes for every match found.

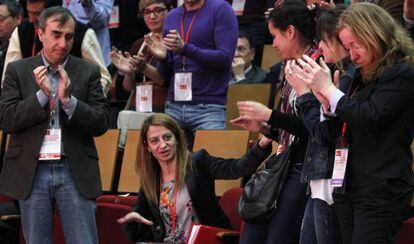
[0,6,109,243]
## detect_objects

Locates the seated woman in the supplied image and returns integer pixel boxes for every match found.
[118,113,272,243]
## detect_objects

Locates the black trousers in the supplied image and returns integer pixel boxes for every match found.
[333,179,413,244]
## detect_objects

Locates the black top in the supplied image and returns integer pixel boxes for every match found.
[334,63,414,187]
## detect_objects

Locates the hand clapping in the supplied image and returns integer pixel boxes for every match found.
[33,66,52,96]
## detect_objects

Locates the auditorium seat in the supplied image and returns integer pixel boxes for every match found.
[94,129,121,192]
[118,130,141,193]
[219,187,244,231]
[397,217,414,244]
[192,130,250,196]
[261,44,282,72]
[96,195,137,244]
[226,83,271,132]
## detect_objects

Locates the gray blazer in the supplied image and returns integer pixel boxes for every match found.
[0,55,109,200]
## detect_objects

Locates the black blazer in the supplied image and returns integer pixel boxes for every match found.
[332,63,414,187]
[124,144,271,242]
[0,55,109,199]
[235,65,266,84]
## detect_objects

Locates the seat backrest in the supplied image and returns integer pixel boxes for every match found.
[94,129,120,192]
[192,130,250,196]
[118,130,141,193]
[219,187,244,231]
[261,44,282,72]
[96,202,134,244]
[96,195,137,207]
[226,83,271,131]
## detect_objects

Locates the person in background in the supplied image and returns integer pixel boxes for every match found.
[3,0,111,95]
[118,113,272,243]
[63,0,114,67]
[144,0,238,149]
[231,1,322,243]
[290,3,414,243]
[0,0,22,85]
[110,0,172,112]
[403,0,414,38]
[230,30,266,85]
[226,0,274,65]
[0,2,23,242]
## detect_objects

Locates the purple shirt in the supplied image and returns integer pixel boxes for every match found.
[159,0,238,105]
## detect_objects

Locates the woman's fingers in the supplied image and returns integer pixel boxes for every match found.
[117,212,154,226]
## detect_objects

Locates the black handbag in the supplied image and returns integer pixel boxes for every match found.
[238,144,293,222]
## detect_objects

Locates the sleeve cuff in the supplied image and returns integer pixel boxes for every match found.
[36,90,48,108]
[404,15,414,28]
[329,89,345,113]
[61,96,78,119]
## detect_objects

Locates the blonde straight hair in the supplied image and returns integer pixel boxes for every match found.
[136,114,191,204]
[337,3,414,81]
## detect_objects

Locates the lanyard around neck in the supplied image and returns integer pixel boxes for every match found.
[160,179,179,237]
[179,0,204,67]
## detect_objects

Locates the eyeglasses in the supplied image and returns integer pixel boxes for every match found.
[0,15,11,22]
[140,7,166,17]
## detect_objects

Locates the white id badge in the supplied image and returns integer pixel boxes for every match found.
[174,72,192,101]
[108,5,119,29]
[136,83,153,112]
[232,0,246,16]
[330,148,349,187]
[39,129,61,160]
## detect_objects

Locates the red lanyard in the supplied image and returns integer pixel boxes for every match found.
[32,30,37,57]
[340,122,347,147]
[160,179,179,236]
[179,0,204,67]
[65,0,70,8]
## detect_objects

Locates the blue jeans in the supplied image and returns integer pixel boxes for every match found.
[300,198,341,244]
[240,165,308,244]
[165,101,226,149]
[19,159,98,244]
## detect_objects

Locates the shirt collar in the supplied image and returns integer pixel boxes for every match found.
[245,65,252,74]
[41,52,69,74]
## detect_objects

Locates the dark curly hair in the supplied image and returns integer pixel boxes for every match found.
[268,0,317,49]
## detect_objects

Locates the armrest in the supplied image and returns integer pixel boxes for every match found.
[1,214,20,222]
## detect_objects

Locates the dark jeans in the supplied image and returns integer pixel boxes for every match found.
[333,179,413,244]
[240,165,308,244]
[300,198,341,244]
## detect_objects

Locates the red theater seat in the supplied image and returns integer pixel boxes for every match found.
[219,187,243,231]
[397,217,414,244]
[96,195,137,244]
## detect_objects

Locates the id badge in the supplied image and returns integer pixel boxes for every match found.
[39,129,61,160]
[174,72,192,101]
[330,148,349,187]
[276,144,285,155]
[232,0,246,16]
[136,83,153,112]
[108,5,119,29]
